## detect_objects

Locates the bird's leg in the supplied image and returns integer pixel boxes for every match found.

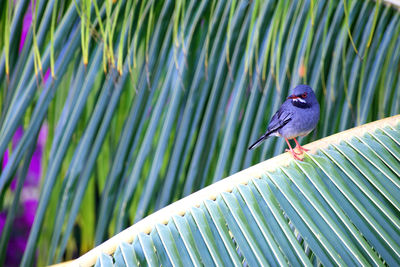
[293,138,309,152]
[285,139,301,155]
[284,138,302,160]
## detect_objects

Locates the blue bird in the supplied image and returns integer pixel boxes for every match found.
[248,85,320,160]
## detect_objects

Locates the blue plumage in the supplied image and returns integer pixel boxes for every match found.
[248,85,320,160]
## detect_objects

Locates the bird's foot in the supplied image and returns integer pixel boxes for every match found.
[285,148,301,155]
[294,138,310,154]
[284,138,303,160]
[293,138,309,152]
[290,150,303,161]
[295,145,309,152]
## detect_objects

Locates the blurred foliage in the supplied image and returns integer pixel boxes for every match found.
[0,0,399,265]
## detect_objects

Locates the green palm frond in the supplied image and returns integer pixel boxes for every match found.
[80,116,400,267]
[0,0,399,265]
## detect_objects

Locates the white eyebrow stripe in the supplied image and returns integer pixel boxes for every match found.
[293,98,306,103]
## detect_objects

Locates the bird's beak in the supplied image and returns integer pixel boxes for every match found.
[287,94,298,99]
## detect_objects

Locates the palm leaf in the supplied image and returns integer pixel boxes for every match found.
[77,115,400,266]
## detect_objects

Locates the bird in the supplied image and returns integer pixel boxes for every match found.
[248,84,320,160]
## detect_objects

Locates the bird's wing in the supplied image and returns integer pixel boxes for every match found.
[266,105,293,134]
[248,104,293,150]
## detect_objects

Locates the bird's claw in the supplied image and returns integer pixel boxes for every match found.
[285,148,303,160]
[285,138,308,160]
[285,148,301,155]
[290,150,303,161]
[296,145,309,152]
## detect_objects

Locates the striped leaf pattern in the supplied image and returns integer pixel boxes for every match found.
[93,122,400,266]
[1,0,400,265]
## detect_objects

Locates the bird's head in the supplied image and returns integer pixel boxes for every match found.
[287,85,318,108]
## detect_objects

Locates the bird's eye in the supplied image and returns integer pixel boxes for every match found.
[301,93,307,98]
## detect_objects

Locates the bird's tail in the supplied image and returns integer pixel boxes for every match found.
[248,132,271,150]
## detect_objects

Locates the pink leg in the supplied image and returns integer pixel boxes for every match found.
[284,138,302,160]
[285,147,301,155]
[294,138,309,152]
[285,139,301,155]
